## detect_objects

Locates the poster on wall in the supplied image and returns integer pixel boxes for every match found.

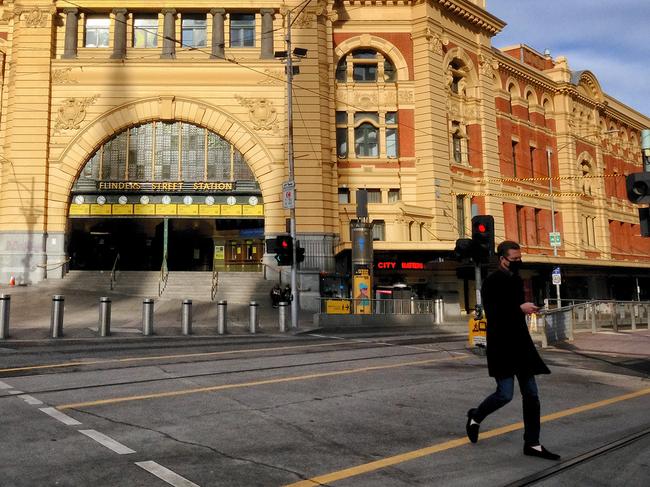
[353,266,372,315]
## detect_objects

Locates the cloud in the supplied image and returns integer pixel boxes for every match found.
[488,0,650,116]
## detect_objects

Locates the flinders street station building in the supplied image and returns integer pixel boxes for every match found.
[0,0,648,314]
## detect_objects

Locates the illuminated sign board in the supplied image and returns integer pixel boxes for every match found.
[376,261,425,270]
[96,181,236,192]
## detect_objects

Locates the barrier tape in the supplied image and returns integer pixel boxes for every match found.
[450,191,587,198]
[480,173,625,184]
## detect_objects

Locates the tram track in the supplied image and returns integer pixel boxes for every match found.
[0,344,469,400]
[503,425,650,486]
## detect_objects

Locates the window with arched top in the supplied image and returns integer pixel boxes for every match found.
[336,49,397,83]
[507,83,517,114]
[525,91,536,122]
[580,160,594,196]
[75,121,254,189]
[447,59,468,96]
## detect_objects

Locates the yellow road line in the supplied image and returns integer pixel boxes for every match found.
[0,341,360,373]
[285,386,650,487]
[56,354,467,410]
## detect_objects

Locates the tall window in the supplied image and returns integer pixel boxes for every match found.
[453,133,463,164]
[529,146,536,177]
[372,220,385,241]
[230,14,255,47]
[511,140,518,177]
[385,112,398,158]
[182,14,207,48]
[133,15,158,48]
[336,111,348,158]
[456,195,466,237]
[336,49,397,83]
[516,205,524,243]
[366,189,382,203]
[355,123,379,157]
[534,208,541,245]
[338,188,350,204]
[85,17,110,47]
[388,188,401,203]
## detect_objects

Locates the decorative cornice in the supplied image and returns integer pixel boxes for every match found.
[494,52,556,92]
[434,0,505,35]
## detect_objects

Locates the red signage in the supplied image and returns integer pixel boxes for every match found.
[376,261,425,270]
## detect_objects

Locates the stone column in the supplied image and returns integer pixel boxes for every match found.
[161,9,176,59]
[260,9,274,59]
[210,9,225,59]
[62,9,78,59]
[110,9,128,59]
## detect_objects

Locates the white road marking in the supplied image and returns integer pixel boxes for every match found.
[79,429,135,454]
[39,407,82,426]
[7,390,23,394]
[135,461,200,487]
[0,380,12,389]
[19,394,43,405]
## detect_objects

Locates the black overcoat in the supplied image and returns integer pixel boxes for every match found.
[481,269,550,378]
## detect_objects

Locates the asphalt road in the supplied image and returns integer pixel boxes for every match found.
[1,332,648,486]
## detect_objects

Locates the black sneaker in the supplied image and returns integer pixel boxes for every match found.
[466,408,479,443]
[523,444,561,460]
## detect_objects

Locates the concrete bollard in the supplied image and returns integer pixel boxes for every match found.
[217,300,227,334]
[99,297,111,337]
[0,294,10,339]
[142,298,154,336]
[182,299,192,335]
[249,301,259,334]
[50,295,65,338]
[278,301,288,332]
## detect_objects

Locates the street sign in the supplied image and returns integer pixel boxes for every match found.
[549,232,562,247]
[282,181,295,209]
[551,266,561,285]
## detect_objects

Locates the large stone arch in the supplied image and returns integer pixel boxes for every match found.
[56,96,277,205]
[334,34,410,81]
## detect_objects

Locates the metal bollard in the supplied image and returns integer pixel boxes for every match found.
[0,294,10,339]
[217,300,227,334]
[50,295,64,338]
[98,297,111,337]
[142,298,154,336]
[249,301,259,334]
[182,299,192,335]
[591,302,597,333]
[434,298,444,325]
[278,301,288,332]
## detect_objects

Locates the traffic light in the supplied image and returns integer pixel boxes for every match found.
[626,172,650,204]
[471,215,495,263]
[454,238,474,261]
[296,241,305,264]
[275,235,293,266]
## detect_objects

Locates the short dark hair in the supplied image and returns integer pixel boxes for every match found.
[497,240,520,258]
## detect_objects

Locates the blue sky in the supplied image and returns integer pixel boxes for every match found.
[488,0,650,118]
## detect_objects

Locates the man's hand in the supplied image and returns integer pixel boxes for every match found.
[520,302,539,314]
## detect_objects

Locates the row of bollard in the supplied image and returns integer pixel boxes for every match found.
[0,294,292,339]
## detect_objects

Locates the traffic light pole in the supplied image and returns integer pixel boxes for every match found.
[286,11,299,329]
[474,264,482,307]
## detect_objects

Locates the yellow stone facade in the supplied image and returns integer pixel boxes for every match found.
[0,1,647,307]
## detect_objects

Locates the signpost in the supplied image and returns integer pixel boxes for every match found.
[551,267,561,285]
[282,181,295,209]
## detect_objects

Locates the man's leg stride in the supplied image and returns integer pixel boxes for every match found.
[518,374,560,460]
[466,377,514,443]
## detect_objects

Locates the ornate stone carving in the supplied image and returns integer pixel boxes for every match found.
[479,54,498,78]
[258,69,284,86]
[52,67,78,85]
[355,92,378,109]
[235,95,278,132]
[20,7,54,27]
[54,95,100,132]
[398,89,414,104]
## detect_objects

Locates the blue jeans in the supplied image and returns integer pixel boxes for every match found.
[473,374,541,445]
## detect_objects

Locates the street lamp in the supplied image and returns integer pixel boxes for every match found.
[275,10,308,329]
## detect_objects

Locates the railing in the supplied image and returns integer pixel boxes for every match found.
[36,257,71,273]
[158,253,169,297]
[262,262,282,283]
[210,267,219,301]
[318,297,444,320]
[535,300,650,347]
[109,253,120,290]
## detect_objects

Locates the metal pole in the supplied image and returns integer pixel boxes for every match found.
[286,10,299,330]
[591,302,597,333]
[547,149,561,308]
[249,301,258,334]
[142,298,154,336]
[0,294,10,339]
[474,264,482,307]
[182,299,192,335]
[50,295,64,338]
[99,296,111,337]
[278,301,288,332]
[217,300,227,334]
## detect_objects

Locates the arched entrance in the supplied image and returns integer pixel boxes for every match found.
[67,120,265,271]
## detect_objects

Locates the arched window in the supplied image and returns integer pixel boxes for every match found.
[355,123,379,157]
[75,121,254,188]
[580,160,593,196]
[507,83,516,114]
[336,49,397,83]
[526,91,536,122]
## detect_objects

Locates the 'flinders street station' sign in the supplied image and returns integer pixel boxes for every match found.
[96,181,236,192]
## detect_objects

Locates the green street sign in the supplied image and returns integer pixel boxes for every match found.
[549,232,561,247]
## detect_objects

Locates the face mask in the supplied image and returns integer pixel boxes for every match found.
[506,258,522,274]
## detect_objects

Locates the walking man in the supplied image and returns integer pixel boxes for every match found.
[466,240,560,460]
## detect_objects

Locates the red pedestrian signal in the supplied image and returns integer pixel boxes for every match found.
[275,235,293,266]
[471,215,495,263]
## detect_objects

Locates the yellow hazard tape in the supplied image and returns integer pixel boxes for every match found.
[451,191,586,198]
[480,173,625,184]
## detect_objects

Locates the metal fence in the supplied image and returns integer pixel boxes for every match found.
[535,300,650,347]
[318,298,445,323]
